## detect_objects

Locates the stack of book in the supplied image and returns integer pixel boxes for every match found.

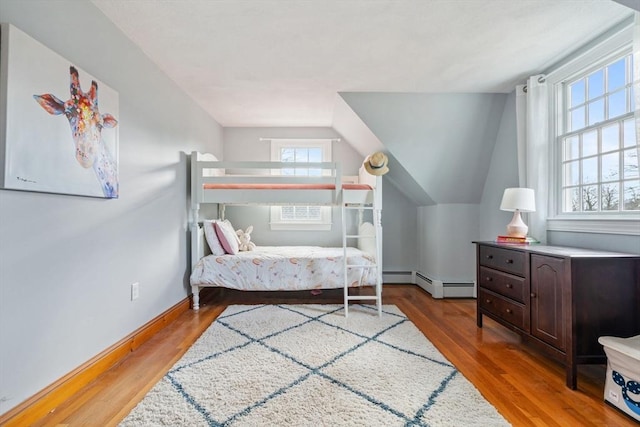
[495,235,539,244]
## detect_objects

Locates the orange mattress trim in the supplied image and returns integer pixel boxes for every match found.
[203,183,372,190]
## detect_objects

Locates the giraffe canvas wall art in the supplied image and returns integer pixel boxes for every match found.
[0,24,119,198]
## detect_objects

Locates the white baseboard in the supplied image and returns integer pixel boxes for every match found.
[442,282,477,298]
[414,271,475,299]
[382,271,413,284]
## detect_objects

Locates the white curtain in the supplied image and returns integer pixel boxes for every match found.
[635,13,639,148]
[515,75,548,244]
[515,85,527,187]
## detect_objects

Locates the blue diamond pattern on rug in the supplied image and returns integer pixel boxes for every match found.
[120,304,510,426]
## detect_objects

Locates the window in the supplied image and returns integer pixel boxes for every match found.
[559,52,638,214]
[548,20,639,235]
[269,139,332,230]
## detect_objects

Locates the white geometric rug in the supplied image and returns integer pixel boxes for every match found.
[120,304,510,426]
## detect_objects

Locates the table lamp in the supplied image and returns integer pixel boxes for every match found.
[500,188,536,237]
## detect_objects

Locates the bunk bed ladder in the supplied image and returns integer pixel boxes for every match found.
[342,190,382,317]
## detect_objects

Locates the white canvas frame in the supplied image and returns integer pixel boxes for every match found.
[0,24,119,198]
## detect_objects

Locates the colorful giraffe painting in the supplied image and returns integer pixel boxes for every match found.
[33,66,119,198]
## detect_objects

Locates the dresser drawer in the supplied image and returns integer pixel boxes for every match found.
[479,245,526,276]
[479,266,526,303]
[479,289,527,331]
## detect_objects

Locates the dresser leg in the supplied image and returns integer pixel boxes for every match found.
[477,310,483,328]
[566,364,577,389]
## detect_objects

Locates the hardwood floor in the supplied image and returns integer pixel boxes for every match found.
[27,285,636,426]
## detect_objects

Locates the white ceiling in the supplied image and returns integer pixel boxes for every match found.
[92,0,633,127]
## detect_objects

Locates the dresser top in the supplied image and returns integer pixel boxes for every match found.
[474,241,640,259]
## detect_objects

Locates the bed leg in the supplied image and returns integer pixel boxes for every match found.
[191,285,200,310]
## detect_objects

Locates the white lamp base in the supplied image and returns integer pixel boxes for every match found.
[506,210,528,238]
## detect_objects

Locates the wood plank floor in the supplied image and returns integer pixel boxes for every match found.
[30,285,636,426]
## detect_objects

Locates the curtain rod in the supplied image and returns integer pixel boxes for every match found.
[259,137,341,142]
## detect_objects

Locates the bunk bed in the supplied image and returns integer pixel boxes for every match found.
[188,151,383,316]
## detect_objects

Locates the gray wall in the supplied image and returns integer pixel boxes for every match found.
[478,90,520,240]
[380,178,417,273]
[417,204,478,282]
[548,231,640,254]
[0,1,223,416]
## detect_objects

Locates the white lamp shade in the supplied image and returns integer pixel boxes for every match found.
[500,188,536,213]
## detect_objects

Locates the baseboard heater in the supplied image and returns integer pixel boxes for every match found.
[414,271,476,299]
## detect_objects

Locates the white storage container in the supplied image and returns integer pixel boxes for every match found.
[598,335,640,422]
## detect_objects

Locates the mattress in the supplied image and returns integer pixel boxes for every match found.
[190,246,377,291]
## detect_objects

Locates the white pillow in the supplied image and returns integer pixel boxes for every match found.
[203,220,226,256]
[358,222,377,257]
[215,220,240,255]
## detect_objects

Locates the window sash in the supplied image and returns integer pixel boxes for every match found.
[556,49,638,215]
[269,139,333,230]
[545,20,639,234]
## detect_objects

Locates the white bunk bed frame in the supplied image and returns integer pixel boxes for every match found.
[189,151,383,316]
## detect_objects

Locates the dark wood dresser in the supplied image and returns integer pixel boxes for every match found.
[474,241,640,389]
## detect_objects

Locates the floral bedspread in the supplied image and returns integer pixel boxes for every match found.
[190,246,378,291]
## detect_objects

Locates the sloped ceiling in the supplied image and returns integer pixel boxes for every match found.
[91,0,632,127]
[332,95,435,205]
[613,0,640,12]
[340,92,507,204]
[91,0,635,205]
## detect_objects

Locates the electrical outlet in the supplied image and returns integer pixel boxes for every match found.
[131,282,139,301]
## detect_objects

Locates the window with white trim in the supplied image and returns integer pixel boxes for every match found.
[559,51,638,214]
[547,17,640,239]
[269,139,332,230]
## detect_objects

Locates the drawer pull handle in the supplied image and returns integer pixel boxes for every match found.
[485,277,492,282]
[531,292,537,298]
[485,255,493,260]
[506,259,514,264]
[505,308,512,314]
[485,299,491,304]
[505,283,513,288]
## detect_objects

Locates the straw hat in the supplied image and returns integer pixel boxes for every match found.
[364,152,389,176]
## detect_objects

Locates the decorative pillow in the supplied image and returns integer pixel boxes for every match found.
[215,220,240,255]
[221,219,240,244]
[358,222,377,257]
[203,220,226,256]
